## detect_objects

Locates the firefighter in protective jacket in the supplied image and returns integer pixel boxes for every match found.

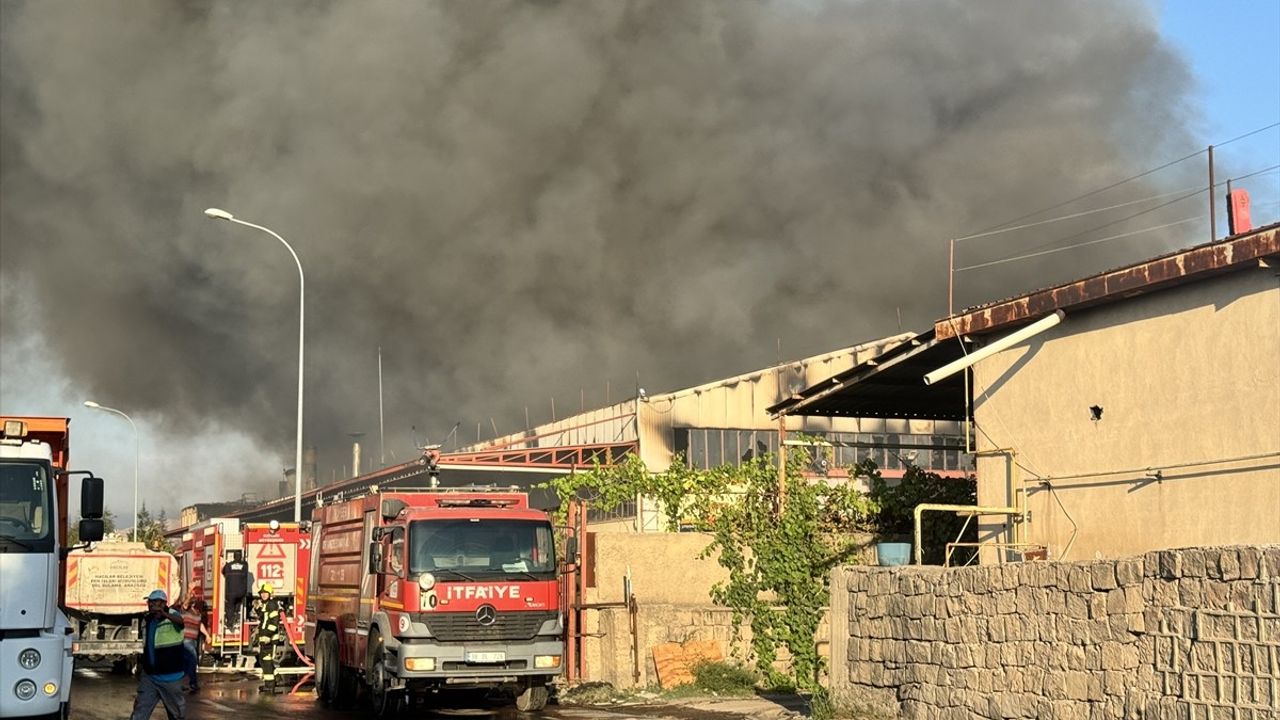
[253,583,284,693]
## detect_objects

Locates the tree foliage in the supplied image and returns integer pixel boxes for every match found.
[861,459,978,565]
[545,450,978,689]
[545,451,876,689]
[134,503,176,553]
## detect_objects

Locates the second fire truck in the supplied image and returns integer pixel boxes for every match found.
[178,519,310,662]
[305,477,568,715]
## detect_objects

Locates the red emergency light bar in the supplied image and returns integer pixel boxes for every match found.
[434,497,521,508]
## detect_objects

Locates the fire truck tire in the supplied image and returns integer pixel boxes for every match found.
[338,663,360,708]
[315,630,340,706]
[514,683,548,713]
[366,631,400,717]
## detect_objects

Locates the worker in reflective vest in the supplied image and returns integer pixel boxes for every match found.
[131,589,187,720]
[254,582,284,693]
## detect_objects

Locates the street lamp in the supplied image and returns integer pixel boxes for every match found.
[83,401,138,541]
[204,207,306,523]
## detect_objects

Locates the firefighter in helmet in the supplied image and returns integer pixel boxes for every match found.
[253,582,284,693]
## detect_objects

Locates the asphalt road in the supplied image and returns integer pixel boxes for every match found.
[66,665,803,720]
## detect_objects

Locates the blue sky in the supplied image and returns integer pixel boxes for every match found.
[1159,0,1280,221]
[1159,0,1279,141]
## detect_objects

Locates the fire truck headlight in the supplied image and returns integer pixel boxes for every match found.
[18,649,40,670]
[404,658,435,671]
[418,572,436,591]
[43,682,58,696]
[534,655,562,669]
[14,680,37,701]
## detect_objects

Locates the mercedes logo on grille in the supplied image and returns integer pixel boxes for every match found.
[475,604,497,626]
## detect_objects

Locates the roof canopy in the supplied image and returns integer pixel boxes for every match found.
[768,330,970,420]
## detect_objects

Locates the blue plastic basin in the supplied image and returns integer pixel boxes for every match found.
[876,542,912,567]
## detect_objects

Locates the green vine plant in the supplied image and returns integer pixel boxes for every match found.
[543,449,976,690]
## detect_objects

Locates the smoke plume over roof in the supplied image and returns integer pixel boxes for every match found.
[1,0,1196,488]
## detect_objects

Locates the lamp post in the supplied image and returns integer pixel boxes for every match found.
[204,207,306,523]
[83,401,138,540]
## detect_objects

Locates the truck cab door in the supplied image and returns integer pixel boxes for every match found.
[358,511,375,638]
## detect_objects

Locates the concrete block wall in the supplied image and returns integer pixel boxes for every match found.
[830,546,1280,719]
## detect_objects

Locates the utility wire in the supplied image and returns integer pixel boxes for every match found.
[1228,164,1280,183]
[963,121,1280,238]
[1021,162,1280,255]
[1018,187,1206,254]
[956,215,1204,272]
[952,185,1202,243]
[966,149,1205,236]
[1217,121,1280,147]
[956,168,1280,244]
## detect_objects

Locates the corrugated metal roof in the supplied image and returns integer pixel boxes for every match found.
[937,222,1280,340]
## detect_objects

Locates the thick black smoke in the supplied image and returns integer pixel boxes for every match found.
[1,0,1196,482]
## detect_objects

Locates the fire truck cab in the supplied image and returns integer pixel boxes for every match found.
[306,484,566,715]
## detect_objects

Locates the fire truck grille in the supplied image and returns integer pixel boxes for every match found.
[416,611,556,642]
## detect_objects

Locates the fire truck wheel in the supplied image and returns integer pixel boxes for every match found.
[335,660,360,708]
[315,630,340,706]
[514,683,548,713]
[367,636,399,718]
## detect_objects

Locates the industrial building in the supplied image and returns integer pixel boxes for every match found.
[773,222,1280,561]
[170,332,970,537]
[458,333,970,532]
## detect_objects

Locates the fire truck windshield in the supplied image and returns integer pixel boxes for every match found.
[0,460,54,552]
[409,519,556,578]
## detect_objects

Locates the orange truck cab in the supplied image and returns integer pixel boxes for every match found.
[305,482,566,715]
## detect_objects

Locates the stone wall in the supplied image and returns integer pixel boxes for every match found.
[830,546,1280,719]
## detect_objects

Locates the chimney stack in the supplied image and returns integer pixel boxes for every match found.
[352,441,362,479]
[304,445,318,490]
[1227,188,1252,236]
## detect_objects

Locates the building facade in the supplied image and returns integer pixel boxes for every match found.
[464,333,969,531]
[774,223,1280,562]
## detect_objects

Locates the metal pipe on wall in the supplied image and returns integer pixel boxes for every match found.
[913,503,1023,566]
[924,310,1066,386]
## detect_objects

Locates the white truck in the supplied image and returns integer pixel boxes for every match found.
[65,542,181,672]
[1,417,105,720]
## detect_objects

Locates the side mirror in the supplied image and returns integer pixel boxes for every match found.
[369,543,383,574]
[565,536,579,566]
[79,518,105,543]
[81,476,104,519]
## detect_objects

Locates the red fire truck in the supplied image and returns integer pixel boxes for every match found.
[305,483,568,715]
[179,519,311,662]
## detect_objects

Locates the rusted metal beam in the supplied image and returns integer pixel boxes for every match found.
[936,225,1279,340]
[442,441,637,468]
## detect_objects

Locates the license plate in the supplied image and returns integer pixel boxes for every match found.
[466,651,506,664]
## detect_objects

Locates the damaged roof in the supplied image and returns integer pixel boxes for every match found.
[772,222,1280,419]
[767,329,971,420]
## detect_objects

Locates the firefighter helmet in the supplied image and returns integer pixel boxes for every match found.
[258,582,274,594]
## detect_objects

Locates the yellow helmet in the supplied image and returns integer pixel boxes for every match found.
[259,582,274,594]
